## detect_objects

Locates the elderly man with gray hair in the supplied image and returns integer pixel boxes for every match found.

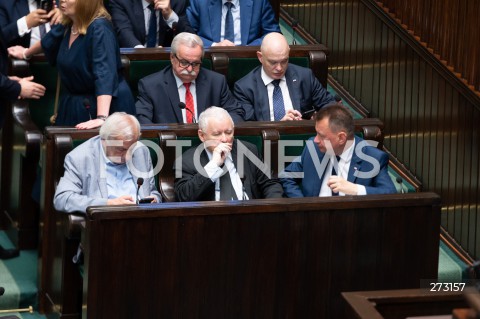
[135,32,244,124]
[54,112,162,213]
[174,106,283,201]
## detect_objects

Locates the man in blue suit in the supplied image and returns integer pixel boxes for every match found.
[0,0,60,47]
[280,103,397,197]
[109,0,193,48]
[186,0,280,47]
[234,32,336,121]
[135,32,244,123]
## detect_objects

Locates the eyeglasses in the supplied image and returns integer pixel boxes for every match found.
[174,54,202,69]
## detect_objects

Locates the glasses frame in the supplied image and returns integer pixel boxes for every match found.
[174,54,202,69]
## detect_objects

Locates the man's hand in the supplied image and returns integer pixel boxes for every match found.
[327,176,358,195]
[213,40,235,47]
[19,76,46,99]
[154,0,173,19]
[8,45,26,59]
[211,142,232,167]
[26,9,49,29]
[107,195,135,205]
[281,109,302,121]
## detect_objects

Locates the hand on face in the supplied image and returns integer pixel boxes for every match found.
[211,142,232,167]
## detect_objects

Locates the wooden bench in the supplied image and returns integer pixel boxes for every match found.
[3,45,329,249]
[39,119,384,317]
[81,192,441,318]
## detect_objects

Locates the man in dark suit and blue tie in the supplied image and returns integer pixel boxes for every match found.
[135,32,244,123]
[280,103,397,197]
[233,32,336,121]
[186,0,280,47]
[109,0,193,48]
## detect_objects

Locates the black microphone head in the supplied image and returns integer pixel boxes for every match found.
[178,102,186,110]
[0,287,4,296]
[396,177,403,184]
[334,94,342,102]
[137,177,144,186]
[83,98,90,106]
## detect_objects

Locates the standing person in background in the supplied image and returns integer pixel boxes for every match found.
[186,0,280,47]
[8,0,135,129]
[0,0,62,47]
[109,0,193,48]
[234,32,336,121]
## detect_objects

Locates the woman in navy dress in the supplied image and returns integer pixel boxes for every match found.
[8,0,135,129]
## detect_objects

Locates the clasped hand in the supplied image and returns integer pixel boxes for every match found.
[327,176,358,195]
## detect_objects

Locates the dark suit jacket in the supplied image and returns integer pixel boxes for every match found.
[174,139,284,201]
[135,64,244,124]
[280,136,397,197]
[186,0,280,47]
[234,64,336,121]
[109,0,193,47]
[0,0,31,47]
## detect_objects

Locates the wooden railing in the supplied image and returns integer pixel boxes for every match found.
[278,0,480,259]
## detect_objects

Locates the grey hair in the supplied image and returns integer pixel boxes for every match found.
[198,106,233,132]
[171,32,204,57]
[99,112,141,141]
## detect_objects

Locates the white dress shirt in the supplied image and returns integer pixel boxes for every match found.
[319,140,367,196]
[173,73,198,123]
[203,147,248,201]
[138,0,179,48]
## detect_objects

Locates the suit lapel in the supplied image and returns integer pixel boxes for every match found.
[165,67,183,123]
[194,70,208,115]
[133,0,146,41]
[347,137,362,183]
[208,0,222,42]
[93,139,108,198]
[254,68,270,121]
[239,0,253,45]
[285,67,301,111]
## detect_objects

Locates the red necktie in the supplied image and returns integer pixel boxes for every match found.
[183,82,194,123]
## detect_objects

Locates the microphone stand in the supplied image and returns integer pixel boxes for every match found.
[136,178,144,204]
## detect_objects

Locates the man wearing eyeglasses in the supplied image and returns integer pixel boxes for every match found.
[136,32,244,124]
[233,32,336,121]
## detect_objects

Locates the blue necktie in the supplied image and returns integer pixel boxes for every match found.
[272,80,286,121]
[224,1,234,42]
[146,4,157,48]
[331,155,341,196]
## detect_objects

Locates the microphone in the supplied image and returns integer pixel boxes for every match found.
[291,20,298,45]
[396,177,406,194]
[178,102,196,123]
[0,287,4,296]
[136,178,144,204]
[334,94,342,103]
[172,21,178,33]
[83,98,92,120]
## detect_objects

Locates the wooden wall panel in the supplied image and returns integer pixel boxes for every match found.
[279,0,480,259]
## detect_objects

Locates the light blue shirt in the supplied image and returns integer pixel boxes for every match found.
[101,146,137,200]
[221,0,241,45]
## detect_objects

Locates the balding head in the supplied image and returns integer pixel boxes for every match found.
[257,32,290,80]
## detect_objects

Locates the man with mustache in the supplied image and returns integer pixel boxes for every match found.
[135,32,244,124]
